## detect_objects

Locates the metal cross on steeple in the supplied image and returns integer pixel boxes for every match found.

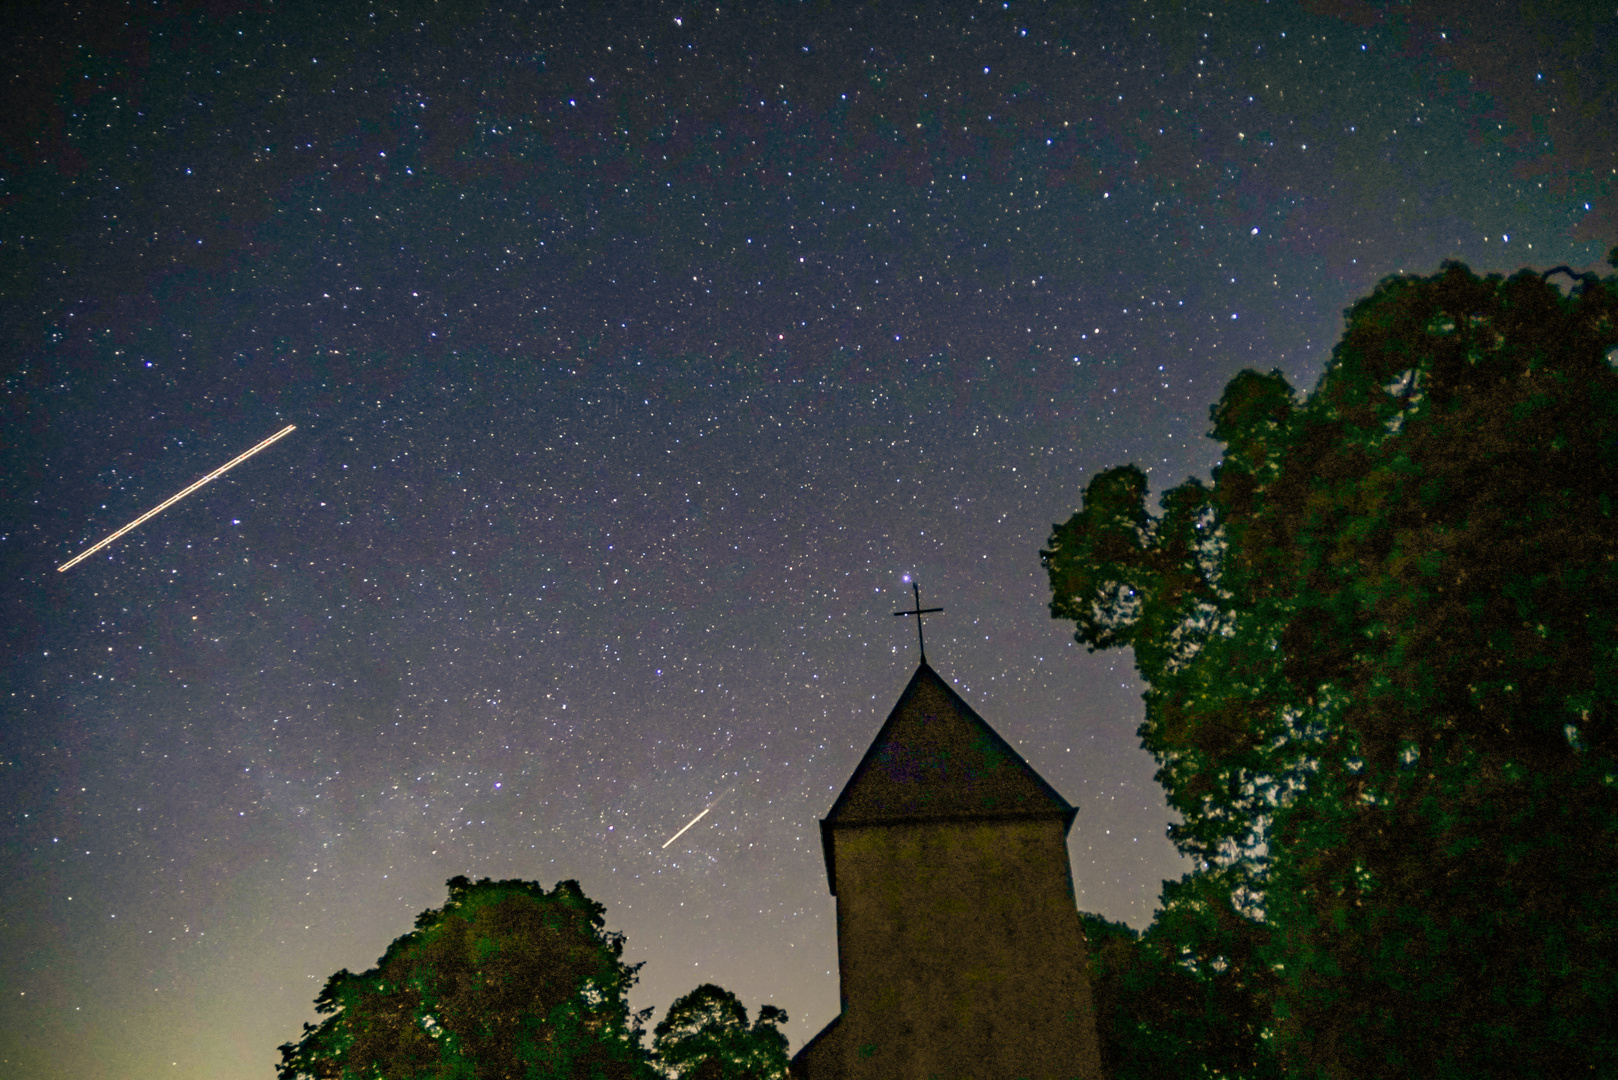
[894,580,944,663]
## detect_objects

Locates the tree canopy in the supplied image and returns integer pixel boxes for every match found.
[276,875,657,1080]
[276,876,791,1080]
[1045,256,1618,1078]
[1079,910,1279,1080]
[650,983,789,1080]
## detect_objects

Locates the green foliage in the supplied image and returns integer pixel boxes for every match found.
[650,984,789,1080]
[276,876,657,1080]
[1082,902,1279,1080]
[1046,261,1618,1078]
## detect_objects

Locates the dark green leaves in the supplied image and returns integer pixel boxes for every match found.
[1048,260,1618,1078]
[276,876,656,1080]
[277,878,790,1080]
[650,984,790,1080]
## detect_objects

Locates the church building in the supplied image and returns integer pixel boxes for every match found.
[790,644,1105,1080]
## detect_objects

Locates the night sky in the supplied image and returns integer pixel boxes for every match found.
[2,2,1613,1077]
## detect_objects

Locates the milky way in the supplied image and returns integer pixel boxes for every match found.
[3,3,1612,1077]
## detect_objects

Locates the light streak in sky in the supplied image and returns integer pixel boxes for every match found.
[660,787,733,850]
[57,424,297,572]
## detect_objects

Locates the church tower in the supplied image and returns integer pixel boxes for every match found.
[791,653,1105,1080]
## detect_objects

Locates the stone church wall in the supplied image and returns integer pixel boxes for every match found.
[813,815,1103,1080]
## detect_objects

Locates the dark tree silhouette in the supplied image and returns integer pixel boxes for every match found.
[1080,904,1279,1080]
[651,983,789,1080]
[276,875,657,1080]
[1046,254,1618,1078]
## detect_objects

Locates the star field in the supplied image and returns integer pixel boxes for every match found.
[2,2,1613,1078]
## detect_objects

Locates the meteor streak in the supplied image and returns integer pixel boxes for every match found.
[660,806,713,850]
[57,424,297,572]
[660,787,733,850]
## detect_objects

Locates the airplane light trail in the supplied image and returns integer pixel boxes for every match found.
[660,787,733,850]
[660,806,714,850]
[57,424,297,572]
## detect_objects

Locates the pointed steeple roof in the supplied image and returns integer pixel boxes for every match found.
[819,661,1075,892]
